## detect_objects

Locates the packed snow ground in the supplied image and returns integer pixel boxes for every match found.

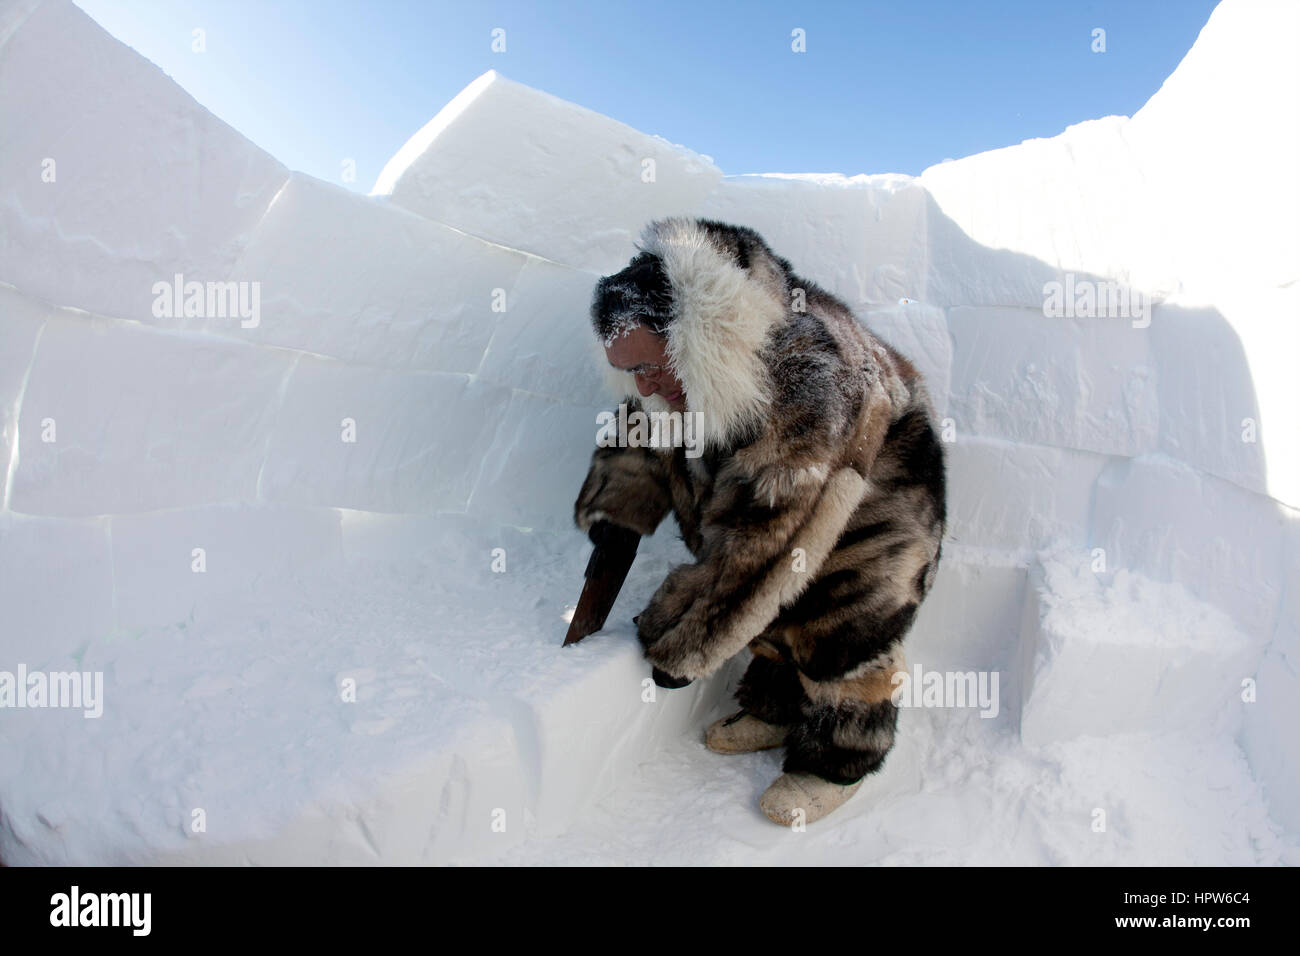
[0,0,1296,864]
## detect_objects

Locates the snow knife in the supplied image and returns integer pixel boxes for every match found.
[563,520,641,646]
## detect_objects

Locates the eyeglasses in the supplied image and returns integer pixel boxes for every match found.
[626,362,669,378]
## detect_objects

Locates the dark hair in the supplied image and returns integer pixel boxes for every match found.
[589,251,675,342]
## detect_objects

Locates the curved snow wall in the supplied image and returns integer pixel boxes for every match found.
[0,0,1296,862]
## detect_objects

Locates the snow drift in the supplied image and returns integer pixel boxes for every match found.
[0,0,1296,864]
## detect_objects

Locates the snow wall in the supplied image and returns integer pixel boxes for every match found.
[0,0,1296,864]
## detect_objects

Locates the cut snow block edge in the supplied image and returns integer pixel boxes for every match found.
[371,70,723,274]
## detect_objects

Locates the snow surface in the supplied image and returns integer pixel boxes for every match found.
[0,0,1296,864]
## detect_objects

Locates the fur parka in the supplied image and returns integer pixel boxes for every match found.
[575,217,946,699]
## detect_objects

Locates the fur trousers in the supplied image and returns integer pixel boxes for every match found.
[737,640,904,785]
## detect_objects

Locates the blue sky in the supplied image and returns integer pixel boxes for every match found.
[74,0,1219,191]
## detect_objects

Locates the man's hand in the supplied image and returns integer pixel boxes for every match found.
[574,444,671,538]
[634,612,694,688]
[651,667,692,689]
[634,563,714,682]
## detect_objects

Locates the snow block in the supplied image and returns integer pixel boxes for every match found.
[0,597,535,864]
[225,173,527,374]
[692,173,1067,315]
[1150,295,1298,509]
[0,0,44,49]
[467,392,605,532]
[117,519,729,864]
[1240,509,1300,835]
[1027,731,1288,866]
[1018,551,1268,748]
[0,286,47,498]
[905,545,1029,724]
[337,509,497,566]
[920,117,1178,301]
[1242,641,1300,838]
[945,437,1109,552]
[0,0,288,322]
[475,257,610,408]
[110,505,343,638]
[1091,454,1286,638]
[259,358,511,515]
[11,317,293,516]
[516,629,744,834]
[947,305,1157,457]
[0,512,113,666]
[372,70,721,273]
[1214,286,1300,510]
[696,174,927,311]
[1150,302,1270,499]
[918,204,1119,311]
[146,713,535,866]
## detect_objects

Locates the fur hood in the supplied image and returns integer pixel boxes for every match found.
[590,217,796,451]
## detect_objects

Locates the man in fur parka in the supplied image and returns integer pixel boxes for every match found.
[574,217,946,825]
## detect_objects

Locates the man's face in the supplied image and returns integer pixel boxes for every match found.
[605,324,686,411]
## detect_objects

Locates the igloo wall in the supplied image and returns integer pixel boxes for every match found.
[0,0,1295,864]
